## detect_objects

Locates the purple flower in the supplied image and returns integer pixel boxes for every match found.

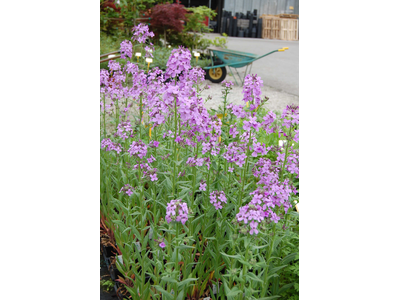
[100,69,110,86]
[199,180,207,191]
[145,45,154,58]
[128,140,147,159]
[150,173,158,181]
[209,191,227,210]
[149,140,159,148]
[165,46,191,79]
[119,184,135,196]
[228,167,234,172]
[120,40,133,59]
[132,23,154,44]
[159,241,166,248]
[242,74,263,107]
[147,155,156,164]
[236,204,264,235]
[101,138,122,154]
[229,125,239,138]
[116,121,133,141]
[166,199,189,225]
[221,80,234,89]
[281,104,299,128]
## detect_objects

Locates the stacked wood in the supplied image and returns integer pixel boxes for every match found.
[260,14,299,41]
[279,19,298,41]
[278,14,299,19]
[271,18,280,39]
[261,15,280,39]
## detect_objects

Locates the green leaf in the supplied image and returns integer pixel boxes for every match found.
[220,252,241,259]
[269,265,287,275]
[226,286,243,297]
[153,285,174,300]
[161,276,178,284]
[245,272,264,283]
[282,253,298,265]
[177,277,198,288]
[278,283,294,294]
[176,290,185,300]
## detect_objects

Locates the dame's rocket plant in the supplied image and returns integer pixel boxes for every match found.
[100,24,299,300]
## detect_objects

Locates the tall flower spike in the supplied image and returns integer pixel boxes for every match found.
[242,74,263,110]
[165,46,192,79]
[132,23,154,44]
[165,199,189,225]
[120,40,133,59]
[209,191,227,210]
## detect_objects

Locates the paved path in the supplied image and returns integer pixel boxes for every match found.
[201,34,299,112]
[203,34,299,96]
[202,78,298,113]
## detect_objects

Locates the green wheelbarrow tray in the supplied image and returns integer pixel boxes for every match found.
[204,46,289,86]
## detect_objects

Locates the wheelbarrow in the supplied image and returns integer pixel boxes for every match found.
[204,47,289,85]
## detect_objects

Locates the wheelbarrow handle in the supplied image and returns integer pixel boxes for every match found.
[278,47,289,52]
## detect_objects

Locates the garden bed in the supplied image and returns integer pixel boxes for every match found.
[100,24,299,300]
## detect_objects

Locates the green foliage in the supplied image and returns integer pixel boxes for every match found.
[209,36,228,48]
[100,31,129,55]
[168,32,227,51]
[100,0,173,34]
[100,278,115,292]
[100,40,210,71]
[184,6,217,34]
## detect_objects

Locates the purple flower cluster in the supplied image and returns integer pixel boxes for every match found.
[132,23,154,44]
[251,141,268,157]
[128,140,147,159]
[187,67,206,84]
[148,140,159,148]
[221,80,234,89]
[229,125,239,138]
[243,115,261,132]
[108,60,121,72]
[100,69,110,86]
[236,204,265,235]
[251,158,295,211]
[242,74,263,110]
[120,40,133,59]
[186,156,207,167]
[223,142,247,167]
[165,199,189,225]
[165,46,191,79]
[277,148,299,177]
[209,191,227,210]
[137,163,158,181]
[199,180,207,191]
[116,121,133,141]
[228,104,247,119]
[144,45,154,58]
[119,184,135,196]
[281,105,299,129]
[101,138,122,154]
[261,111,276,133]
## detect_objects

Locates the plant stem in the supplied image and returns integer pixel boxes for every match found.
[172,91,178,198]
[261,222,277,297]
[103,94,107,137]
[175,222,180,299]
[279,125,293,179]
[238,131,252,210]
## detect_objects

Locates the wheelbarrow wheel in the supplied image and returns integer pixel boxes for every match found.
[205,66,227,83]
